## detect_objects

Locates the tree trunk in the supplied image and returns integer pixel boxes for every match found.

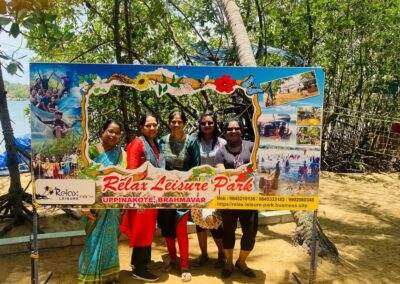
[219,0,256,67]
[219,0,339,262]
[0,65,30,236]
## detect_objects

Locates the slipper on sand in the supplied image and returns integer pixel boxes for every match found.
[235,261,256,278]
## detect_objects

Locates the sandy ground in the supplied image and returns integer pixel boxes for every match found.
[297,118,321,126]
[0,174,82,236]
[0,171,399,283]
[273,91,318,106]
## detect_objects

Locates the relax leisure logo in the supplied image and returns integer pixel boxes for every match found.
[36,185,79,199]
[35,179,96,205]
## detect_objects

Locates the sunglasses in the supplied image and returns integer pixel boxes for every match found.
[201,121,215,126]
[227,127,241,132]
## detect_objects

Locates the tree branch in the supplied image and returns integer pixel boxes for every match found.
[305,0,314,64]
[166,93,198,119]
[84,0,143,63]
[167,0,219,65]
[138,0,194,65]
[123,0,134,63]
[68,41,112,63]
[112,0,123,63]
[254,0,266,59]
[140,98,170,129]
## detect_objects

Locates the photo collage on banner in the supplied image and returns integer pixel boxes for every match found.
[30,64,323,211]
[257,71,322,198]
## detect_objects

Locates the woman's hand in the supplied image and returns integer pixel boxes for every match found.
[215,163,225,174]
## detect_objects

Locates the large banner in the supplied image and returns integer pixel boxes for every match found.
[31,64,323,210]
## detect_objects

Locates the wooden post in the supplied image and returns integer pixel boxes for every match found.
[30,206,39,284]
[309,210,318,284]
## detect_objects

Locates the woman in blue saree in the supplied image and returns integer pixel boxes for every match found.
[78,119,127,283]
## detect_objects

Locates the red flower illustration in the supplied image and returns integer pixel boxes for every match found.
[246,165,254,173]
[214,75,236,93]
[235,166,254,182]
[235,172,247,182]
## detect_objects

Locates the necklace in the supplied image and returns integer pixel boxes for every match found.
[170,136,186,157]
[226,143,242,156]
[226,142,244,168]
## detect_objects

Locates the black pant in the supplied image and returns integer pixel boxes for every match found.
[221,210,258,251]
[195,225,224,239]
[131,246,151,271]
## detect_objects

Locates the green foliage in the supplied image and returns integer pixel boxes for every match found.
[355,162,367,172]
[4,80,28,100]
[9,22,20,37]
[23,106,30,121]
[0,2,57,77]
[6,62,17,74]
[32,131,82,159]
[79,74,99,84]
[87,84,252,145]
[77,163,102,179]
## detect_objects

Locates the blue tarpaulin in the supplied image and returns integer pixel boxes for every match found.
[0,134,31,172]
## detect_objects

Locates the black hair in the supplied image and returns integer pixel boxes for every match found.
[197,111,220,148]
[139,113,159,128]
[100,119,123,136]
[168,111,187,124]
[223,117,244,132]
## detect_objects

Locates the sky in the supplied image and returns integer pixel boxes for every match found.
[0,25,35,85]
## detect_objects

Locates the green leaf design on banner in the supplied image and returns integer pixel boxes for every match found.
[158,84,162,95]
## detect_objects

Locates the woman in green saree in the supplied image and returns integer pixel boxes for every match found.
[78,119,127,283]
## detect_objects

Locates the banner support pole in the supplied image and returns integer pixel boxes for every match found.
[308,210,318,284]
[30,205,39,284]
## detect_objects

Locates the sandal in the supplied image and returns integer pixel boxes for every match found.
[181,271,192,282]
[194,254,209,267]
[163,261,176,273]
[235,261,256,278]
[221,264,234,279]
[214,256,226,269]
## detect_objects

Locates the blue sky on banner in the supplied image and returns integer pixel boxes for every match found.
[31,63,323,96]
[30,63,324,115]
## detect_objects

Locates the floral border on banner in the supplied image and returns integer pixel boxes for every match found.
[76,67,263,209]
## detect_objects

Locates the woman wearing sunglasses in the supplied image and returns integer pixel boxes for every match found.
[215,118,258,279]
[193,111,226,268]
